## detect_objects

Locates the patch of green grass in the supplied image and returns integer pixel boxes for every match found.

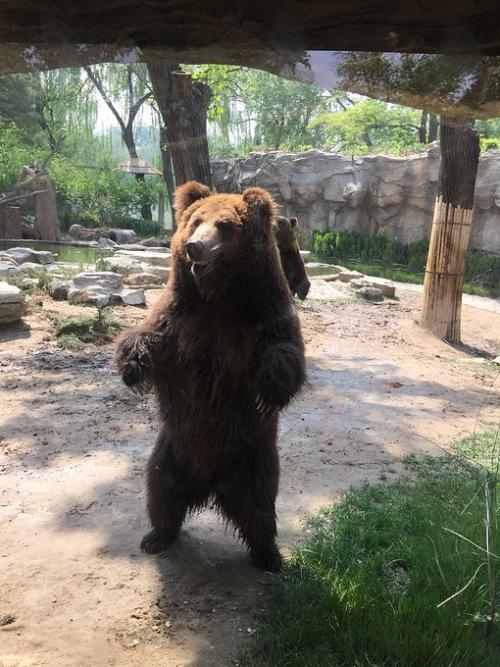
[239,431,500,667]
[57,333,85,351]
[308,257,500,299]
[36,269,53,291]
[55,308,124,349]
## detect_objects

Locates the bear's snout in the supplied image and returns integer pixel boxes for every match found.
[186,241,208,264]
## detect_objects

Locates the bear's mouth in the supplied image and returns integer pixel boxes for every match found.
[191,260,210,278]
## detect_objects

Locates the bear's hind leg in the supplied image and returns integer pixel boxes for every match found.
[141,439,190,555]
[216,445,282,572]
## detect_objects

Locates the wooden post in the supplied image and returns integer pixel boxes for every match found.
[35,176,61,241]
[158,191,165,229]
[420,116,480,343]
[3,206,22,238]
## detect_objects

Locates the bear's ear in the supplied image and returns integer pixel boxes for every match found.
[242,188,276,229]
[174,181,212,215]
[289,216,298,229]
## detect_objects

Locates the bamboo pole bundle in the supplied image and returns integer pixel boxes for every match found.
[420,117,479,344]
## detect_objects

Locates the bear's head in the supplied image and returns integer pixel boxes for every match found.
[171,181,277,288]
[272,216,311,300]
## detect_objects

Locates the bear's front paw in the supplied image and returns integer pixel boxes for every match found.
[250,546,283,573]
[255,394,281,417]
[140,529,177,554]
[122,360,145,389]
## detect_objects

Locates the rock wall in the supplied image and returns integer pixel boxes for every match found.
[212,147,500,253]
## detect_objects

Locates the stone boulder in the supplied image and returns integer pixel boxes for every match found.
[114,249,172,267]
[72,272,123,290]
[146,266,170,281]
[108,229,137,244]
[0,282,27,323]
[336,270,365,283]
[107,255,149,276]
[350,278,396,298]
[97,237,117,249]
[68,224,111,241]
[0,257,19,278]
[355,286,385,302]
[123,272,162,287]
[140,236,170,248]
[3,247,55,265]
[48,280,71,301]
[16,262,60,276]
[67,271,145,306]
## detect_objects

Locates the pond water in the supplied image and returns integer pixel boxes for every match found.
[0,241,110,264]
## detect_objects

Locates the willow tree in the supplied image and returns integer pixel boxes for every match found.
[84,64,153,220]
[420,117,480,342]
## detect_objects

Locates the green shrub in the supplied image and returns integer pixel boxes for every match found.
[313,230,500,291]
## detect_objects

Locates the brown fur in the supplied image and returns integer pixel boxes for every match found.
[115,182,306,572]
[273,216,310,300]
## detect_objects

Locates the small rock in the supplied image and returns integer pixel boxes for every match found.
[68,286,112,307]
[115,250,172,267]
[356,286,384,302]
[305,262,336,271]
[147,266,170,281]
[337,270,365,283]
[492,356,500,365]
[97,237,117,249]
[16,262,59,276]
[0,253,19,265]
[123,272,162,287]
[49,280,70,301]
[109,229,137,244]
[140,236,170,248]
[0,261,19,277]
[119,288,146,306]
[72,272,123,290]
[107,256,148,276]
[350,278,373,290]
[369,279,396,298]
[21,278,39,290]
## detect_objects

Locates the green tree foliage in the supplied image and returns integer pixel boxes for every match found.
[190,65,331,154]
[310,98,424,154]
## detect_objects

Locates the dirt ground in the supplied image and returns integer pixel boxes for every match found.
[1,284,499,667]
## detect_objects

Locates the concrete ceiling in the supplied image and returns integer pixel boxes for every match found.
[1,1,500,117]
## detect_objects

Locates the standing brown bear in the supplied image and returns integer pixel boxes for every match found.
[115,182,305,572]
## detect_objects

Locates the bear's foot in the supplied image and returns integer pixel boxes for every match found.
[140,530,178,554]
[250,546,283,573]
[122,361,144,389]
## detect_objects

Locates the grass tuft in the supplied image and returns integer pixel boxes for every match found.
[55,308,124,349]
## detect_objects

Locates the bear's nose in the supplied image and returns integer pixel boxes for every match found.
[186,241,205,263]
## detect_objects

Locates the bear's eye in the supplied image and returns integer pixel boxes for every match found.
[192,218,202,229]
[217,220,233,229]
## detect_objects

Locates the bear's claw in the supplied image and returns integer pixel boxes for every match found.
[255,394,280,417]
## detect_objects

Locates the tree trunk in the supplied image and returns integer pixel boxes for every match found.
[428,113,438,142]
[419,110,428,143]
[2,206,22,238]
[134,172,153,221]
[148,63,213,191]
[160,125,175,224]
[420,116,480,343]
[35,176,61,241]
